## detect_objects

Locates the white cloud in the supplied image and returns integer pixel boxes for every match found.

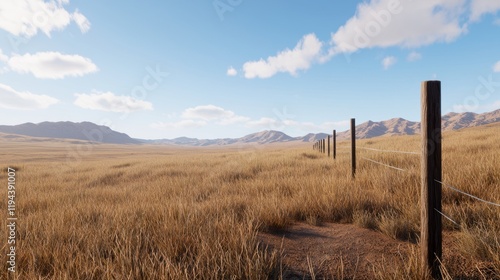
[0,49,8,62]
[181,105,250,124]
[382,56,397,69]
[74,92,153,113]
[235,1,500,79]
[152,105,252,130]
[0,83,59,110]
[470,0,500,21]
[0,0,90,38]
[182,105,235,120]
[242,33,325,79]
[330,0,468,55]
[8,52,98,79]
[238,0,495,78]
[72,9,90,33]
[150,120,207,129]
[493,60,500,72]
[152,104,350,134]
[226,66,237,76]
[407,51,422,62]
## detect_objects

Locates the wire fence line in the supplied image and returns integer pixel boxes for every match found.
[360,156,406,172]
[358,146,420,155]
[314,134,500,209]
[434,179,500,207]
[434,208,460,227]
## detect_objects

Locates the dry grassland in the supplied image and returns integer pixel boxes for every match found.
[1,123,499,279]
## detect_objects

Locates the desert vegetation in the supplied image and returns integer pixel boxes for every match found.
[1,123,499,279]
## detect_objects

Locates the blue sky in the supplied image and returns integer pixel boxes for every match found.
[1,0,500,139]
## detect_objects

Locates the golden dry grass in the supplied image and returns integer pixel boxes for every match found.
[0,123,499,279]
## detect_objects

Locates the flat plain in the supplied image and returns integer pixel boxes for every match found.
[1,123,499,279]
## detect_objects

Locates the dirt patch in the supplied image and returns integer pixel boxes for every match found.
[259,222,413,279]
[259,223,495,279]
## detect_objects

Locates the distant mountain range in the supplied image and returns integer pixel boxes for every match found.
[0,109,498,146]
[0,121,140,144]
[146,131,331,146]
[335,109,500,139]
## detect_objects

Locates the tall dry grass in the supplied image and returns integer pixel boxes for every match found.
[0,123,499,279]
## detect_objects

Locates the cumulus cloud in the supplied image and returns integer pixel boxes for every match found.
[74,92,153,113]
[181,105,250,124]
[330,0,469,55]
[0,83,59,110]
[0,0,91,38]
[382,56,397,69]
[242,33,325,79]
[182,105,234,120]
[470,0,500,21]
[407,51,422,61]
[8,52,98,79]
[226,66,237,76]
[152,104,350,134]
[235,0,500,79]
[493,60,500,72]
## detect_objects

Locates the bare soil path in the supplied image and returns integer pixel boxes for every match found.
[259,222,493,279]
[259,222,414,279]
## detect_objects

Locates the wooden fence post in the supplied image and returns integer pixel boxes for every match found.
[351,119,356,178]
[421,80,442,279]
[333,129,336,160]
[328,135,331,157]
[323,139,325,154]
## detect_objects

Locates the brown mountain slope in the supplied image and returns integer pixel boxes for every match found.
[337,109,500,140]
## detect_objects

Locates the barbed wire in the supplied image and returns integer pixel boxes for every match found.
[434,180,500,207]
[358,146,419,155]
[360,156,405,172]
[434,208,460,227]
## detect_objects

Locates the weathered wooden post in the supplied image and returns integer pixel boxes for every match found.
[421,80,442,279]
[334,129,337,159]
[351,119,356,178]
[328,135,331,157]
[322,139,325,153]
